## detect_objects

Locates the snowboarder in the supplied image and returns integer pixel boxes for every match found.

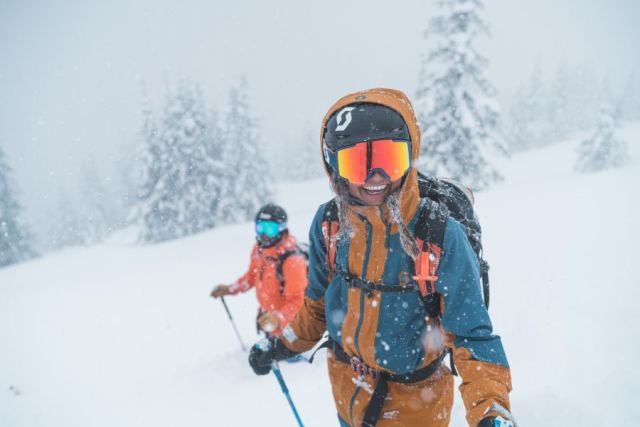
[211,204,308,337]
[247,89,515,426]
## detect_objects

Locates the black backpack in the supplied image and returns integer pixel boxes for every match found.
[416,173,490,308]
[274,243,309,295]
[321,173,490,311]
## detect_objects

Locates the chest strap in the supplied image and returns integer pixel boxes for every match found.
[335,269,418,297]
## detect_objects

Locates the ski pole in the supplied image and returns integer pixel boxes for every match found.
[271,361,304,427]
[220,296,247,351]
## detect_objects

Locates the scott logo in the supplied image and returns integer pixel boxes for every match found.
[335,106,355,132]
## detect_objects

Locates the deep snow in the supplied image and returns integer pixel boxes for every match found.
[1,123,639,426]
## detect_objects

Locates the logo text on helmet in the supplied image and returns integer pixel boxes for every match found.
[335,106,355,132]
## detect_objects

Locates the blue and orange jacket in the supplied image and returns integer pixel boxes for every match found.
[281,88,512,426]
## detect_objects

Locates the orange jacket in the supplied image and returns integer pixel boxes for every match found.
[229,233,307,336]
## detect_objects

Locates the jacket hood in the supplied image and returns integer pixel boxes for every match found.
[320,88,421,224]
[320,88,422,162]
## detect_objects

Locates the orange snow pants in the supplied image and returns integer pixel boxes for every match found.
[327,351,454,427]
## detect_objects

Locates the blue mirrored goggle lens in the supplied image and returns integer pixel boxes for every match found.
[256,220,281,238]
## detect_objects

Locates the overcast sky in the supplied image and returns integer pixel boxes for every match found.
[1,0,639,232]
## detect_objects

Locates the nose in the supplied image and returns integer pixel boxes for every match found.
[364,171,390,184]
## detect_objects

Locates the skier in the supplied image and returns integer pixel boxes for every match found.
[247,89,515,426]
[211,204,308,337]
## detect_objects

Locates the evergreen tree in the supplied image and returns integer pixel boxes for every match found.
[570,66,600,132]
[77,160,112,245]
[216,80,273,223]
[506,64,549,151]
[619,70,640,122]
[415,0,506,190]
[277,128,323,181]
[546,64,573,141]
[135,80,224,243]
[575,105,629,173]
[47,191,84,250]
[0,146,36,267]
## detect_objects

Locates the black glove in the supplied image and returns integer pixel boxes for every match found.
[478,416,514,427]
[248,337,299,376]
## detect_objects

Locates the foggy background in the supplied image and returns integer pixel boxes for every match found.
[1,0,639,245]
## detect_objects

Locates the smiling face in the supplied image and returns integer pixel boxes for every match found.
[347,171,403,206]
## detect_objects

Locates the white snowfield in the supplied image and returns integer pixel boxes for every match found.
[1,123,639,426]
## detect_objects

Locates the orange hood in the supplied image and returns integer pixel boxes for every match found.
[319,88,422,225]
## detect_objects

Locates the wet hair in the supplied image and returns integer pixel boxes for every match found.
[330,175,418,259]
[329,177,354,243]
[385,188,419,260]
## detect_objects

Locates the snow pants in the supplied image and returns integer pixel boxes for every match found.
[327,350,454,427]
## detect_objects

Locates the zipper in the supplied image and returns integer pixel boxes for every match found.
[353,215,372,360]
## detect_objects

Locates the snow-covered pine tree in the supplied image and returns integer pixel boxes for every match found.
[216,80,273,223]
[570,66,600,132]
[414,0,506,190]
[546,64,573,142]
[77,160,112,245]
[204,108,226,222]
[0,146,36,267]
[575,105,629,173]
[277,128,322,181]
[135,80,223,243]
[506,64,549,152]
[619,70,640,122]
[47,191,85,250]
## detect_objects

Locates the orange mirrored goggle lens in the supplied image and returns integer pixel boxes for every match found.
[371,139,411,182]
[336,139,410,185]
[336,142,368,185]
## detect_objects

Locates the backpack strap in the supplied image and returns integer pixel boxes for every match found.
[275,247,305,295]
[413,200,448,320]
[321,200,339,281]
[414,199,461,376]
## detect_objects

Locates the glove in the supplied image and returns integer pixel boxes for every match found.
[257,312,280,333]
[248,337,299,376]
[478,416,515,427]
[210,284,231,298]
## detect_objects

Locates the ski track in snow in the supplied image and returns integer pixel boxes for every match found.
[1,123,639,426]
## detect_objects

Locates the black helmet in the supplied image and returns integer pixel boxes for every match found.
[323,103,410,151]
[254,204,288,247]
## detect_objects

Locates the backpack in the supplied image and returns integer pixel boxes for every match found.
[274,243,309,295]
[320,173,490,320]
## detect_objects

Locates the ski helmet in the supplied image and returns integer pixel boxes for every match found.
[254,204,288,247]
[323,103,410,151]
[322,102,412,185]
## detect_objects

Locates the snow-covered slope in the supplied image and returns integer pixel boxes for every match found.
[1,123,639,426]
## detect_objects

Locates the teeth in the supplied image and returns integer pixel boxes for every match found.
[363,184,387,191]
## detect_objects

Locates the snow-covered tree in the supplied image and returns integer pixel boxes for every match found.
[505,64,549,152]
[275,128,323,181]
[570,66,600,132]
[415,0,506,190]
[619,70,640,122]
[47,191,85,250]
[0,146,36,267]
[76,160,113,245]
[546,64,574,142]
[135,80,224,243]
[575,105,629,173]
[216,80,273,223]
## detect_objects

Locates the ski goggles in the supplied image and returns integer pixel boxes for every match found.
[255,220,286,238]
[323,139,412,185]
